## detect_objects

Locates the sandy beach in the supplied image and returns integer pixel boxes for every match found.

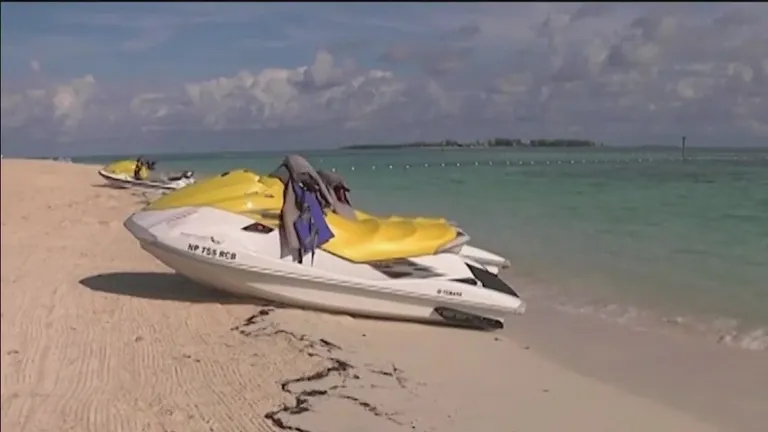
[2,159,766,432]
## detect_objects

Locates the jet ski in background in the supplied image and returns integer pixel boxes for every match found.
[124,155,525,330]
[98,157,196,191]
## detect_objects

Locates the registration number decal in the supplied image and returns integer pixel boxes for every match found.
[187,243,238,261]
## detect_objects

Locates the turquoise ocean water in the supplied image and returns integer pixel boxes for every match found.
[78,147,768,350]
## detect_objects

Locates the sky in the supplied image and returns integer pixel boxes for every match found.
[1,2,767,156]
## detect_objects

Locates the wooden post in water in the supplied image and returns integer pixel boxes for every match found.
[681,136,687,160]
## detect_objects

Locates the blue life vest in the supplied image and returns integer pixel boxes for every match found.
[292,181,334,264]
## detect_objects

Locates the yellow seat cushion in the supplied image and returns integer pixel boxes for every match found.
[322,213,458,263]
[354,209,447,224]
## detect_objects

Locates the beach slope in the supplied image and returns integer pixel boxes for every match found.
[2,159,720,432]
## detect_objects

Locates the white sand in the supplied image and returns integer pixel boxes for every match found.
[1,159,762,432]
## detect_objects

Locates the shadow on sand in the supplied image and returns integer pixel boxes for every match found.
[80,273,490,332]
[79,272,260,304]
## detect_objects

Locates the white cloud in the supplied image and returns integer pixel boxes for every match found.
[2,74,105,139]
[52,75,98,130]
[176,53,410,131]
[29,59,42,73]
[2,3,768,153]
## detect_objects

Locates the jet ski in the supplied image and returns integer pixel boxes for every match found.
[123,155,525,330]
[98,158,196,191]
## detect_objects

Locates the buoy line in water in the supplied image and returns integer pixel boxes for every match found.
[319,154,768,173]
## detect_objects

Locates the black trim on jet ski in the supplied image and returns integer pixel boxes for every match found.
[451,277,479,286]
[167,170,195,181]
[242,222,275,234]
[434,306,504,330]
[368,258,444,279]
[465,264,520,298]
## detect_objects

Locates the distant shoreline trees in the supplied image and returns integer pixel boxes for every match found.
[341,138,601,150]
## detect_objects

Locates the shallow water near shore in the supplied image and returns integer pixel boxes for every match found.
[78,147,768,350]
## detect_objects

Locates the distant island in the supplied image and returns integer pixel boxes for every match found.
[341,138,601,150]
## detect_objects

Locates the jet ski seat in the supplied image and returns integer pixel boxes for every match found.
[322,213,459,263]
[317,169,450,225]
[104,159,149,179]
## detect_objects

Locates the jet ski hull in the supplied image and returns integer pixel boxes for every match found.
[124,207,525,330]
[98,170,195,191]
